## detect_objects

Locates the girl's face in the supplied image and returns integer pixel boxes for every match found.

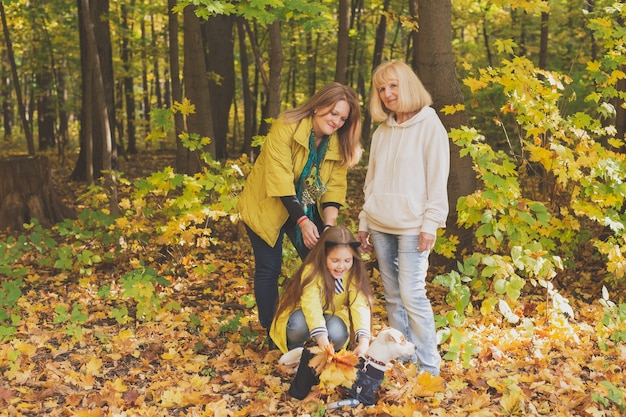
[312,100,350,138]
[325,246,354,279]
[377,80,400,112]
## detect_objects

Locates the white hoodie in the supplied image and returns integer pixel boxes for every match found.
[358,106,450,236]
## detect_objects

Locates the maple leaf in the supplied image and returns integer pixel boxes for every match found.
[412,372,446,397]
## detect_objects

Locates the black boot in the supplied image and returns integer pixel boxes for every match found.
[287,348,320,400]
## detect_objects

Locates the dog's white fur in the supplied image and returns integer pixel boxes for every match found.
[278,327,416,371]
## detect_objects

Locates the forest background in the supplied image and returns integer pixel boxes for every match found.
[0,0,625,415]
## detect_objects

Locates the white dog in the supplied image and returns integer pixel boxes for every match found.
[279,328,417,405]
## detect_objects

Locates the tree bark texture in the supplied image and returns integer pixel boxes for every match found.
[73,0,117,182]
[182,5,215,173]
[0,155,74,230]
[205,15,235,160]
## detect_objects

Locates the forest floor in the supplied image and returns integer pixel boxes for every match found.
[1,148,626,416]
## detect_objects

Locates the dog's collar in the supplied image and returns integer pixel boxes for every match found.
[363,354,386,368]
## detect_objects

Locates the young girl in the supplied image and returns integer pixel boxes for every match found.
[270,225,372,356]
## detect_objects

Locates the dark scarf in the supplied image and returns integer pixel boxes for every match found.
[294,131,329,245]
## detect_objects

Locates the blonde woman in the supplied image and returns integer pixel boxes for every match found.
[357,61,449,376]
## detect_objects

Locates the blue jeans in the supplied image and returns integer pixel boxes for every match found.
[245,222,314,330]
[369,230,441,375]
[286,309,348,351]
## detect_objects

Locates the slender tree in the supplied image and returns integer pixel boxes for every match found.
[120,1,137,154]
[335,0,349,83]
[236,17,253,157]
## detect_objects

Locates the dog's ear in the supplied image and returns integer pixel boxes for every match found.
[387,330,406,345]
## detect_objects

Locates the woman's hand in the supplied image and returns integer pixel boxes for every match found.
[418,231,436,252]
[357,231,372,252]
[300,219,320,249]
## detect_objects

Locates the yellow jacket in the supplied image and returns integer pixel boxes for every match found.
[237,116,348,246]
[269,265,371,353]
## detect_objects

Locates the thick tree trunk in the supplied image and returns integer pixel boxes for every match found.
[416,0,476,267]
[182,5,215,173]
[0,155,74,230]
[205,15,235,160]
[73,0,117,182]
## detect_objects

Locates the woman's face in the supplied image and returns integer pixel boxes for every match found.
[312,100,350,138]
[325,246,354,279]
[377,80,400,112]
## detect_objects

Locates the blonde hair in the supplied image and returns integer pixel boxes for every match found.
[369,61,433,122]
[282,82,362,167]
[274,226,372,319]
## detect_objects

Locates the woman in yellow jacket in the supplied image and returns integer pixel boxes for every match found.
[238,83,362,342]
[270,226,372,355]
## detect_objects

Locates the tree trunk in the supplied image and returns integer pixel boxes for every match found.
[363,0,390,146]
[140,18,150,125]
[538,9,549,70]
[151,16,162,109]
[335,0,349,84]
[121,2,137,154]
[0,155,74,230]
[181,5,215,173]
[36,69,56,151]
[205,14,235,160]
[79,0,118,214]
[168,0,185,171]
[72,0,117,183]
[266,20,283,120]
[1,49,12,139]
[236,17,254,157]
[416,0,476,267]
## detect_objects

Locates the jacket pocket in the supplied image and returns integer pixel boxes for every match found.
[363,193,423,229]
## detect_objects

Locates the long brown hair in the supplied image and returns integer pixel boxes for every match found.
[282,82,362,167]
[274,225,372,318]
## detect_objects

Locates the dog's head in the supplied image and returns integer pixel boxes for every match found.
[367,328,417,364]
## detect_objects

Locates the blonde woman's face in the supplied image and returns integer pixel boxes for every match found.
[325,246,354,279]
[377,80,400,111]
[312,100,349,138]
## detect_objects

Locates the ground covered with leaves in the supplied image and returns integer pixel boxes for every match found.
[1,150,625,416]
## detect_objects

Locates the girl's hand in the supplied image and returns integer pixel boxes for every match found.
[357,231,372,252]
[352,338,369,357]
[316,334,333,353]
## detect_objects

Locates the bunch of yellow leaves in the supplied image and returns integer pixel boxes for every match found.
[307,345,360,390]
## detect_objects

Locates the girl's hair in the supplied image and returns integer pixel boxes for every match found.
[274,225,372,319]
[369,60,433,122]
[282,82,362,167]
